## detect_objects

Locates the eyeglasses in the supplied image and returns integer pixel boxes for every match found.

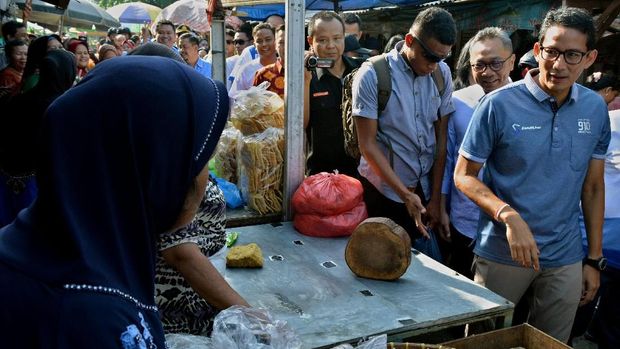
[471,56,512,73]
[226,40,233,45]
[233,39,248,45]
[414,36,451,63]
[539,46,589,65]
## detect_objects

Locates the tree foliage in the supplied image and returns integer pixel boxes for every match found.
[97,0,176,10]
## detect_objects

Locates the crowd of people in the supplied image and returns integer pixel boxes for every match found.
[0,4,619,349]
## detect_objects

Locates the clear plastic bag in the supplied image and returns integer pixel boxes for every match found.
[231,82,285,136]
[211,306,302,349]
[165,333,213,349]
[237,128,284,215]
[213,127,242,184]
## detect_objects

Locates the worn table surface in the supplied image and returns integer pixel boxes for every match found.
[213,222,513,348]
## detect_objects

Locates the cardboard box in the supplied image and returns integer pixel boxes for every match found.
[441,324,572,349]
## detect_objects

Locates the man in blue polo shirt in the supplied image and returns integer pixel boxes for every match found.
[178,33,212,79]
[454,8,610,342]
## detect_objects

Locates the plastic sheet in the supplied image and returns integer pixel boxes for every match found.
[214,176,244,209]
[292,172,364,216]
[211,306,302,349]
[294,201,368,238]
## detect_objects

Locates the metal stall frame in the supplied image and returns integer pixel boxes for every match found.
[219,0,306,222]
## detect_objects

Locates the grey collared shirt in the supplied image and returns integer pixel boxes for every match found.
[352,41,454,202]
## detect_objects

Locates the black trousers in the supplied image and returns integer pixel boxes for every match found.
[360,176,426,241]
[445,223,475,279]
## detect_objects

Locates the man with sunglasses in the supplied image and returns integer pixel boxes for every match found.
[440,27,515,279]
[228,23,256,90]
[233,24,254,56]
[455,8,610,342]
[352,7,456,248]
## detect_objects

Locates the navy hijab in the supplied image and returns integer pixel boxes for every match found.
[0,56,229,306]
[1,49,76,175]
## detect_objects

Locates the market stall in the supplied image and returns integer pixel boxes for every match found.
[209,0,517,346]
[214,223,513,348]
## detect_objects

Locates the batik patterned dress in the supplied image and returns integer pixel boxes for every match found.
[155,177,227,335]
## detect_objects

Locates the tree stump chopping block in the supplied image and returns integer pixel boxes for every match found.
[345,217,412,281]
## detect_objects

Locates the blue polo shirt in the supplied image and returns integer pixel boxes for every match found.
[459,70,610,268]
[442,84,485,239]
[193,58,212,79]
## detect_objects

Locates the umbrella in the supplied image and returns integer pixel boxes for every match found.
[107,2,161,24]
[15,0,120,30]
[154,0,210,33]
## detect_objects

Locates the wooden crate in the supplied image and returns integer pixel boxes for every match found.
[441,324,572,349]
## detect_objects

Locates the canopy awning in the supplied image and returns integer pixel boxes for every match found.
[15,0,120,30]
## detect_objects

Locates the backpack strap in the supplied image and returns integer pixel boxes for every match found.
[431,67,445,97]
[367,54,394,167]
[368,54,391,113]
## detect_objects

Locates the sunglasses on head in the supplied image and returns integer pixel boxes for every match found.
[413,36,450,63]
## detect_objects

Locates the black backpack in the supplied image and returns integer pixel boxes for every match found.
[342,54,445,160]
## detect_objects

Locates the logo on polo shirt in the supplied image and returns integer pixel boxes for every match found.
[577,119,591,134]
[512,123,542,134]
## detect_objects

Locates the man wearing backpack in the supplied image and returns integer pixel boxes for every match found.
[303,11,360,177]
[351,7,456,243]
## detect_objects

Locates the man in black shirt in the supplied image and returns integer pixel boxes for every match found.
[303,11,359,177]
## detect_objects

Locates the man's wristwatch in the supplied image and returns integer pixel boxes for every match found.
[583,256,607,271]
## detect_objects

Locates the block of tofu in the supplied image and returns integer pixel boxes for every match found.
[226,243,264,268]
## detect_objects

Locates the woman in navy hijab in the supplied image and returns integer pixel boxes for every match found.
[0,55,229,348]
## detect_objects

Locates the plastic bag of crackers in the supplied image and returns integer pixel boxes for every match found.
[231,82,284,136]
[213,126,242,183]
[237,128,284,215]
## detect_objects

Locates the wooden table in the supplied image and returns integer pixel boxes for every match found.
[213,222,514,348]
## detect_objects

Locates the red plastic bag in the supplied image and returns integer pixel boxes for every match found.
[294,201,368,238]
[292,172,363,216]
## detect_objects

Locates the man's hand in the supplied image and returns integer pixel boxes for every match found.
[303,51,314,81]
[404,191,429,238]
[502,210,540,270]
[425,197,443,236]
[580,264,600,306]
[23,0,32,21]
[438,203,451,242]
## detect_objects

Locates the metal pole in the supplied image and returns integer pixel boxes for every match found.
[210,19,226,83]
[58,11,65,34]
[283,0,305,221]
